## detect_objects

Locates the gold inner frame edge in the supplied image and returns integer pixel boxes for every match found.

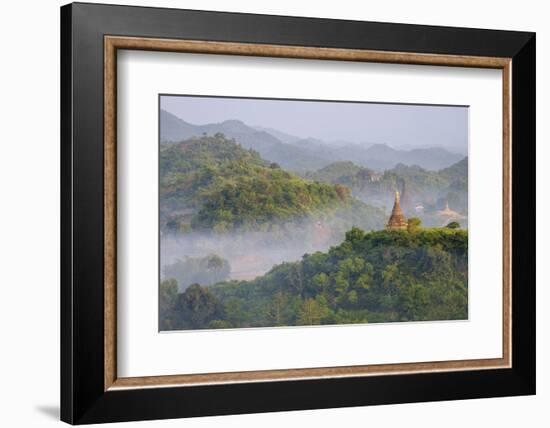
[104,36,512,391]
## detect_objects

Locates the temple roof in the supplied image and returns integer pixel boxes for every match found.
[436,201,466,219]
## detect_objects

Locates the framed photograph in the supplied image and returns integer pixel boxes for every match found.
[61,2,535,424]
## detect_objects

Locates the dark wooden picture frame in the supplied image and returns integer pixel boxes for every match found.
[61,2,535,424]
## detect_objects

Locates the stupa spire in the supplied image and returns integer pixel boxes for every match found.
[386,190,408,230]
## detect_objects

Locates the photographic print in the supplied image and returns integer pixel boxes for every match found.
[159,95,468,331]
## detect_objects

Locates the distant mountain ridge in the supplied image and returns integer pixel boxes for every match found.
[161,110,331,172]
[252,125,301,145]
[161,109,464,172]
[339,143,464,171]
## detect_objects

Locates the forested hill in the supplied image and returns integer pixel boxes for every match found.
[160,226,468,330]
[439,156,467,182]
[305,157,468,220]
[160,133,384,233]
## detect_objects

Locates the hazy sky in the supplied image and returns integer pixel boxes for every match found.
[161,95,468,152]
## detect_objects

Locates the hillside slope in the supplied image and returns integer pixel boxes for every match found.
[160,133,385,234]
[160,227,468,330]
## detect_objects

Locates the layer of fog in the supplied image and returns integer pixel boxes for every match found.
[161,214,380,289]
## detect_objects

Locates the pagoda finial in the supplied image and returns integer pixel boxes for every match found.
[395,190,400,204]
